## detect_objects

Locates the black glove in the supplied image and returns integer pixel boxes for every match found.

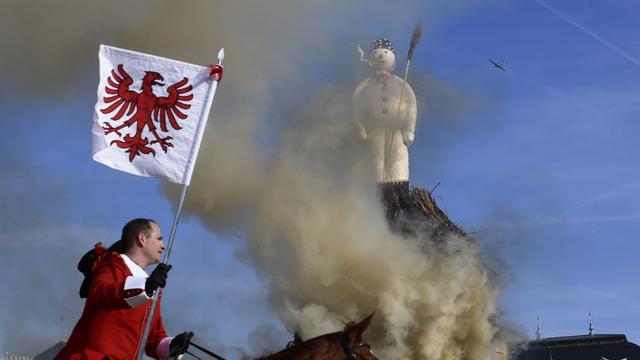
[169,331,194,357]
[145,263,171,297]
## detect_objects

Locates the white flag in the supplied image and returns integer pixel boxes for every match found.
[92,44,219,185]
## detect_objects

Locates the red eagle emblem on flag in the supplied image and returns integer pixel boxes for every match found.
[100,64,193,161]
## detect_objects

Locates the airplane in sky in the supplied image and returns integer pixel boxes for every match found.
[489,59,506,71]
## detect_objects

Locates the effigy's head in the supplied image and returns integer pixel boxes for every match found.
[368,38,396,73]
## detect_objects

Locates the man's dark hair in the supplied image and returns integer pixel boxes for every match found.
[120,218,156,252]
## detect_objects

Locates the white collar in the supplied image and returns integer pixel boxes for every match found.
[120,254,149,278]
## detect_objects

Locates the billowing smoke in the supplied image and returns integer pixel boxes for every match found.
[169,70,506,358]
[1,0,512,358]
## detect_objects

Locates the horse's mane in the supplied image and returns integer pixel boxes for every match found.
[254,331,343,360]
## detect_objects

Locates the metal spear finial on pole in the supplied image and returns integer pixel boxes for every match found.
[135,48,225,360]
[217,48,225,65]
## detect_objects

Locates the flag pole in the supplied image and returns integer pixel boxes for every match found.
[135,184,188,360]
[163,183,189,263]
[135,48,225,360]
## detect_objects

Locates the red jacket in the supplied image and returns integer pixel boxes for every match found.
[55,253,170,360]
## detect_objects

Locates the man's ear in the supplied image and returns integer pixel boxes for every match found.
[136,231,146,247]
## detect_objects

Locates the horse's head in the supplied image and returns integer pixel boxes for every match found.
[256,312,379,360]
[340,312,378,360]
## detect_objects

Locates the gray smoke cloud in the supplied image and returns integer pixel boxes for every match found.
[170,76,507,358]
[0,0,515,358]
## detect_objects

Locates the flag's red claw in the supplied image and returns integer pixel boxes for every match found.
[102,122,122,136]
[150,136,174,152]
[111,134,157,162]
[139,146,154,154]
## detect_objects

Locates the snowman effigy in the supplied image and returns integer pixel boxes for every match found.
[354,36,418,186]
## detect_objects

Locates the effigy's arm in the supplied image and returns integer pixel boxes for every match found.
[402,83,417,146]
[353,79,370,140]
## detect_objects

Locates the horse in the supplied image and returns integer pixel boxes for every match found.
[254,312,378,360]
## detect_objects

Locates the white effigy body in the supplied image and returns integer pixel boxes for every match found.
[354,40,417,183]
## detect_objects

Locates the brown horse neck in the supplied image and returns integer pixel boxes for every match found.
[254,331,344,360]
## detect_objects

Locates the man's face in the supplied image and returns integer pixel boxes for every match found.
[142,222,165,265]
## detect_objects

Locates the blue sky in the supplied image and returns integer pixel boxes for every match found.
[414,0,640,343]
[1,0,639,357]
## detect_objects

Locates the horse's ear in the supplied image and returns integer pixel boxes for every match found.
[343,321,357,331]
[358,311,375,332]
[347,311,376,343]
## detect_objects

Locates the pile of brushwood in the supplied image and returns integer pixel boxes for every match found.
[380,183,470,243]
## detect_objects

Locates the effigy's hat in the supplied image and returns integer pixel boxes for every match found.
[369,38,395,53]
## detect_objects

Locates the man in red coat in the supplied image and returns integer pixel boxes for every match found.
[56,218,192,360]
